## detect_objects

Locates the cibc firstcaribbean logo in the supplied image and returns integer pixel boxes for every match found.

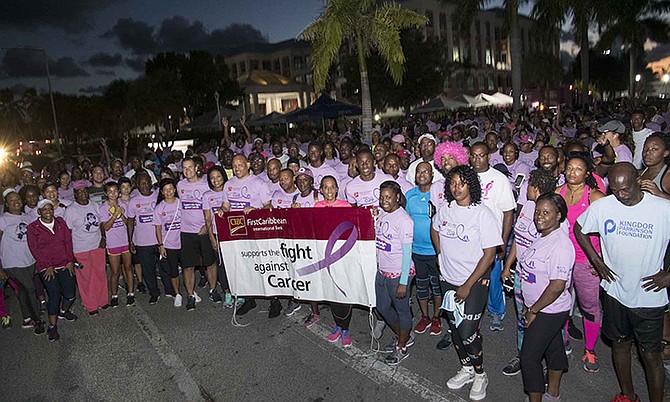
[228,216,247,236]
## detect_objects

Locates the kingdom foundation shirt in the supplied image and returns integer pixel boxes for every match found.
[432,202,502,286]
[577,194,670,308]
[519,228,576,314]
[376,207,414,275]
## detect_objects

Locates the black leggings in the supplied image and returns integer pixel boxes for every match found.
[442,279,489,371]
[520,310,569,394]
[330,303,352,330]
[413,253,441,301]
[41,269,77,316]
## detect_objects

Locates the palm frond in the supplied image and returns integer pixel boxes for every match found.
[646,0,670,15]
[454,0,487,33]
[594,25,621,50]
[640,17,670,43]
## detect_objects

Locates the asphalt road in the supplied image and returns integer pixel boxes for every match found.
[1,286,669,402]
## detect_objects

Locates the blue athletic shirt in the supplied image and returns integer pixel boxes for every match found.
[405,187,436,256]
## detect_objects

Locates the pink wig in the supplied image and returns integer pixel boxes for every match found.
[434,141,469,169]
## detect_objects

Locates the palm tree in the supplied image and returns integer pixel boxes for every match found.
[301,0,427,140]
[532,0,602,105]
[452,0,528,110]
[597,0,670,98]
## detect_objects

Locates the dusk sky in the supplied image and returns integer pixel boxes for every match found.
[0,0,666,96]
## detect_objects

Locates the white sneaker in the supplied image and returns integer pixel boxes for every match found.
[469,372,488,401]
[173,294,182,308]
[194,292,202,303]
[446,366,475,390]
[372,320,386,340]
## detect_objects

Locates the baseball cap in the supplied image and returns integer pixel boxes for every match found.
[2,188,16,198]
[417,133,437,144]
[37,199,54,210]
[597,120,625,134]
[72,180,91,190]
[296,167,313,179]
[391,134,405,143]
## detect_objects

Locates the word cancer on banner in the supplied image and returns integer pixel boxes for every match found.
[216,208,377,307]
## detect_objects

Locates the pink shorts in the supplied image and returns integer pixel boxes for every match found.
[107,245,130,256]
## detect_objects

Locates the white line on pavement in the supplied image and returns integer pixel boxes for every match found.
[284,312,466,402]
[126,305,205,402]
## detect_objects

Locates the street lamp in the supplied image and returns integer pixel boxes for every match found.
[214,91,221,130]
[0,47,61,155]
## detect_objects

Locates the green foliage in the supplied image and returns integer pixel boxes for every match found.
[521,51,563,90]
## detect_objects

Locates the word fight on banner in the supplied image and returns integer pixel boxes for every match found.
[216,208,377,307]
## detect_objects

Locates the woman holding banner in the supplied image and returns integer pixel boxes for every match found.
[375,180,415,366]
[430,165,502,401]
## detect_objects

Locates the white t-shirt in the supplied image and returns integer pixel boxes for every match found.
[432,202,503,286]
[577,194,670,308]
[632,127,654,169]
[477,167,516,231]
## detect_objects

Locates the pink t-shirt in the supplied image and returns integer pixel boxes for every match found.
[293,190,323,208]
[98,202,129,249]
[430,179,446,210]
[560,186,601,264]
[519,228,576,314]
[345,172,393,206]
[395,176,414,194]
[64,201,102,253]
[432,202,503,286]
[231,142,253,156]
[222,174,271,211]
[376,207,414,274]
[271,188,299,209]
[58,187,74,202]
[152,200,181,250]
[202,190,225,235]
[314,200,351,208]
[308,162,339,189]
[127,192,158,246]
[177,176,210,234]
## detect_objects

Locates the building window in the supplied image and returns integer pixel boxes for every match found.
[486,22,491,40]
[488,74,494,90]
[478,74,485,90]
[467,76,474,90]
[485,49,492,65]
[453,46,460,62]
[439,12,447,32]
[521,29,525,53]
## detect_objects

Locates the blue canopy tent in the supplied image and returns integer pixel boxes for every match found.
[285,93,361,131]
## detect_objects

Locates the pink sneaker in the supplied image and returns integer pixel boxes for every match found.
[327,326,342,342]
[341,329,352,347]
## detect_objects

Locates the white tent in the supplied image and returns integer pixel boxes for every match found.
[492,92,513,105]
[452,94,490,108]
[480,93,505,105]
[412,96,468,113]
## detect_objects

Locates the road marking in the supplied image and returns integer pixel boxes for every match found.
[284,312,466,402]
[126,305,206,402]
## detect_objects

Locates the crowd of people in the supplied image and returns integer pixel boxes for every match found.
[1,102,670,402]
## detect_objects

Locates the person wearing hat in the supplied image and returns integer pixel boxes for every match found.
[27,199,78,341]
[0,188,44,335]
[518,135,538,167]
[64,180,108,316]
[292,167,322,208]
[391,134,406,153]
[405,134,444,184]
[16,165,36,192]
[595,120,633,168]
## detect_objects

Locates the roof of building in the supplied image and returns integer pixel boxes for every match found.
[237,70,292,86]
[224,39,310,57]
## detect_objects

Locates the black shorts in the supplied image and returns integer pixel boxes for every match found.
[162,248,181,279]
[412,253,439,279]
[601,292,666,353]
[180,232,215,268]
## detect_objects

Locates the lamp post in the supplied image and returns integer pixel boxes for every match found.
[214,91,221,130]
[0,47,61,155]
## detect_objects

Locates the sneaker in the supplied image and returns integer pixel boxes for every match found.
[384,346,409,365]
[236,297,246,307]
[88,310,99,316]
[137,282,147,293]
[48,325,60,342]
[372,320,386,339]
[186,295,196,311]
[223,293,234,309]
[165,294,175,300]
[564,340,572,355]
[341,330,352,347]
[284,300,301,316]
[568,318,583,340]
[436,332,452,350]
[414,316,432,334]
[327,326,342,342]
[110,296,119,308]
[469,372,489,401]
[149,295,160,305]
[268,299,282,318]
[502,356,521,376]
[303,312,322,328]
[209,289,222,304]
[22,318,33,329]
[446,365,475,390]
[1,316,11,329]
[542,392,562,401]
[33,320,45,335]
[173,294,183,308]
[198,275,208,288]
[236,299,257,315]
[101,304,110,310]
[194,292,202,303]
[610,393,640,402]
[58,310,78,321]
[582,349,600,373]
[430,317,442,336]
[490,313,504,331]
[126,294,135,306]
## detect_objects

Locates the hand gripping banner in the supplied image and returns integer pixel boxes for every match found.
[216,208,377,307]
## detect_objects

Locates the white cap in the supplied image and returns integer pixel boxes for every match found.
[2,188,16,198]
[37,199,54,210]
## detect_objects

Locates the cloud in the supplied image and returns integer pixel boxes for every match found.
[102,18,157,55]
[102,16,268,57]
[0,0,124,32]
[79,85,109,95]
[87,52,123,67]
[0,48,89,78]
[647,43,670,63]
[96,70,116,76]
[125,56,146,72]
[560,30,573,42]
